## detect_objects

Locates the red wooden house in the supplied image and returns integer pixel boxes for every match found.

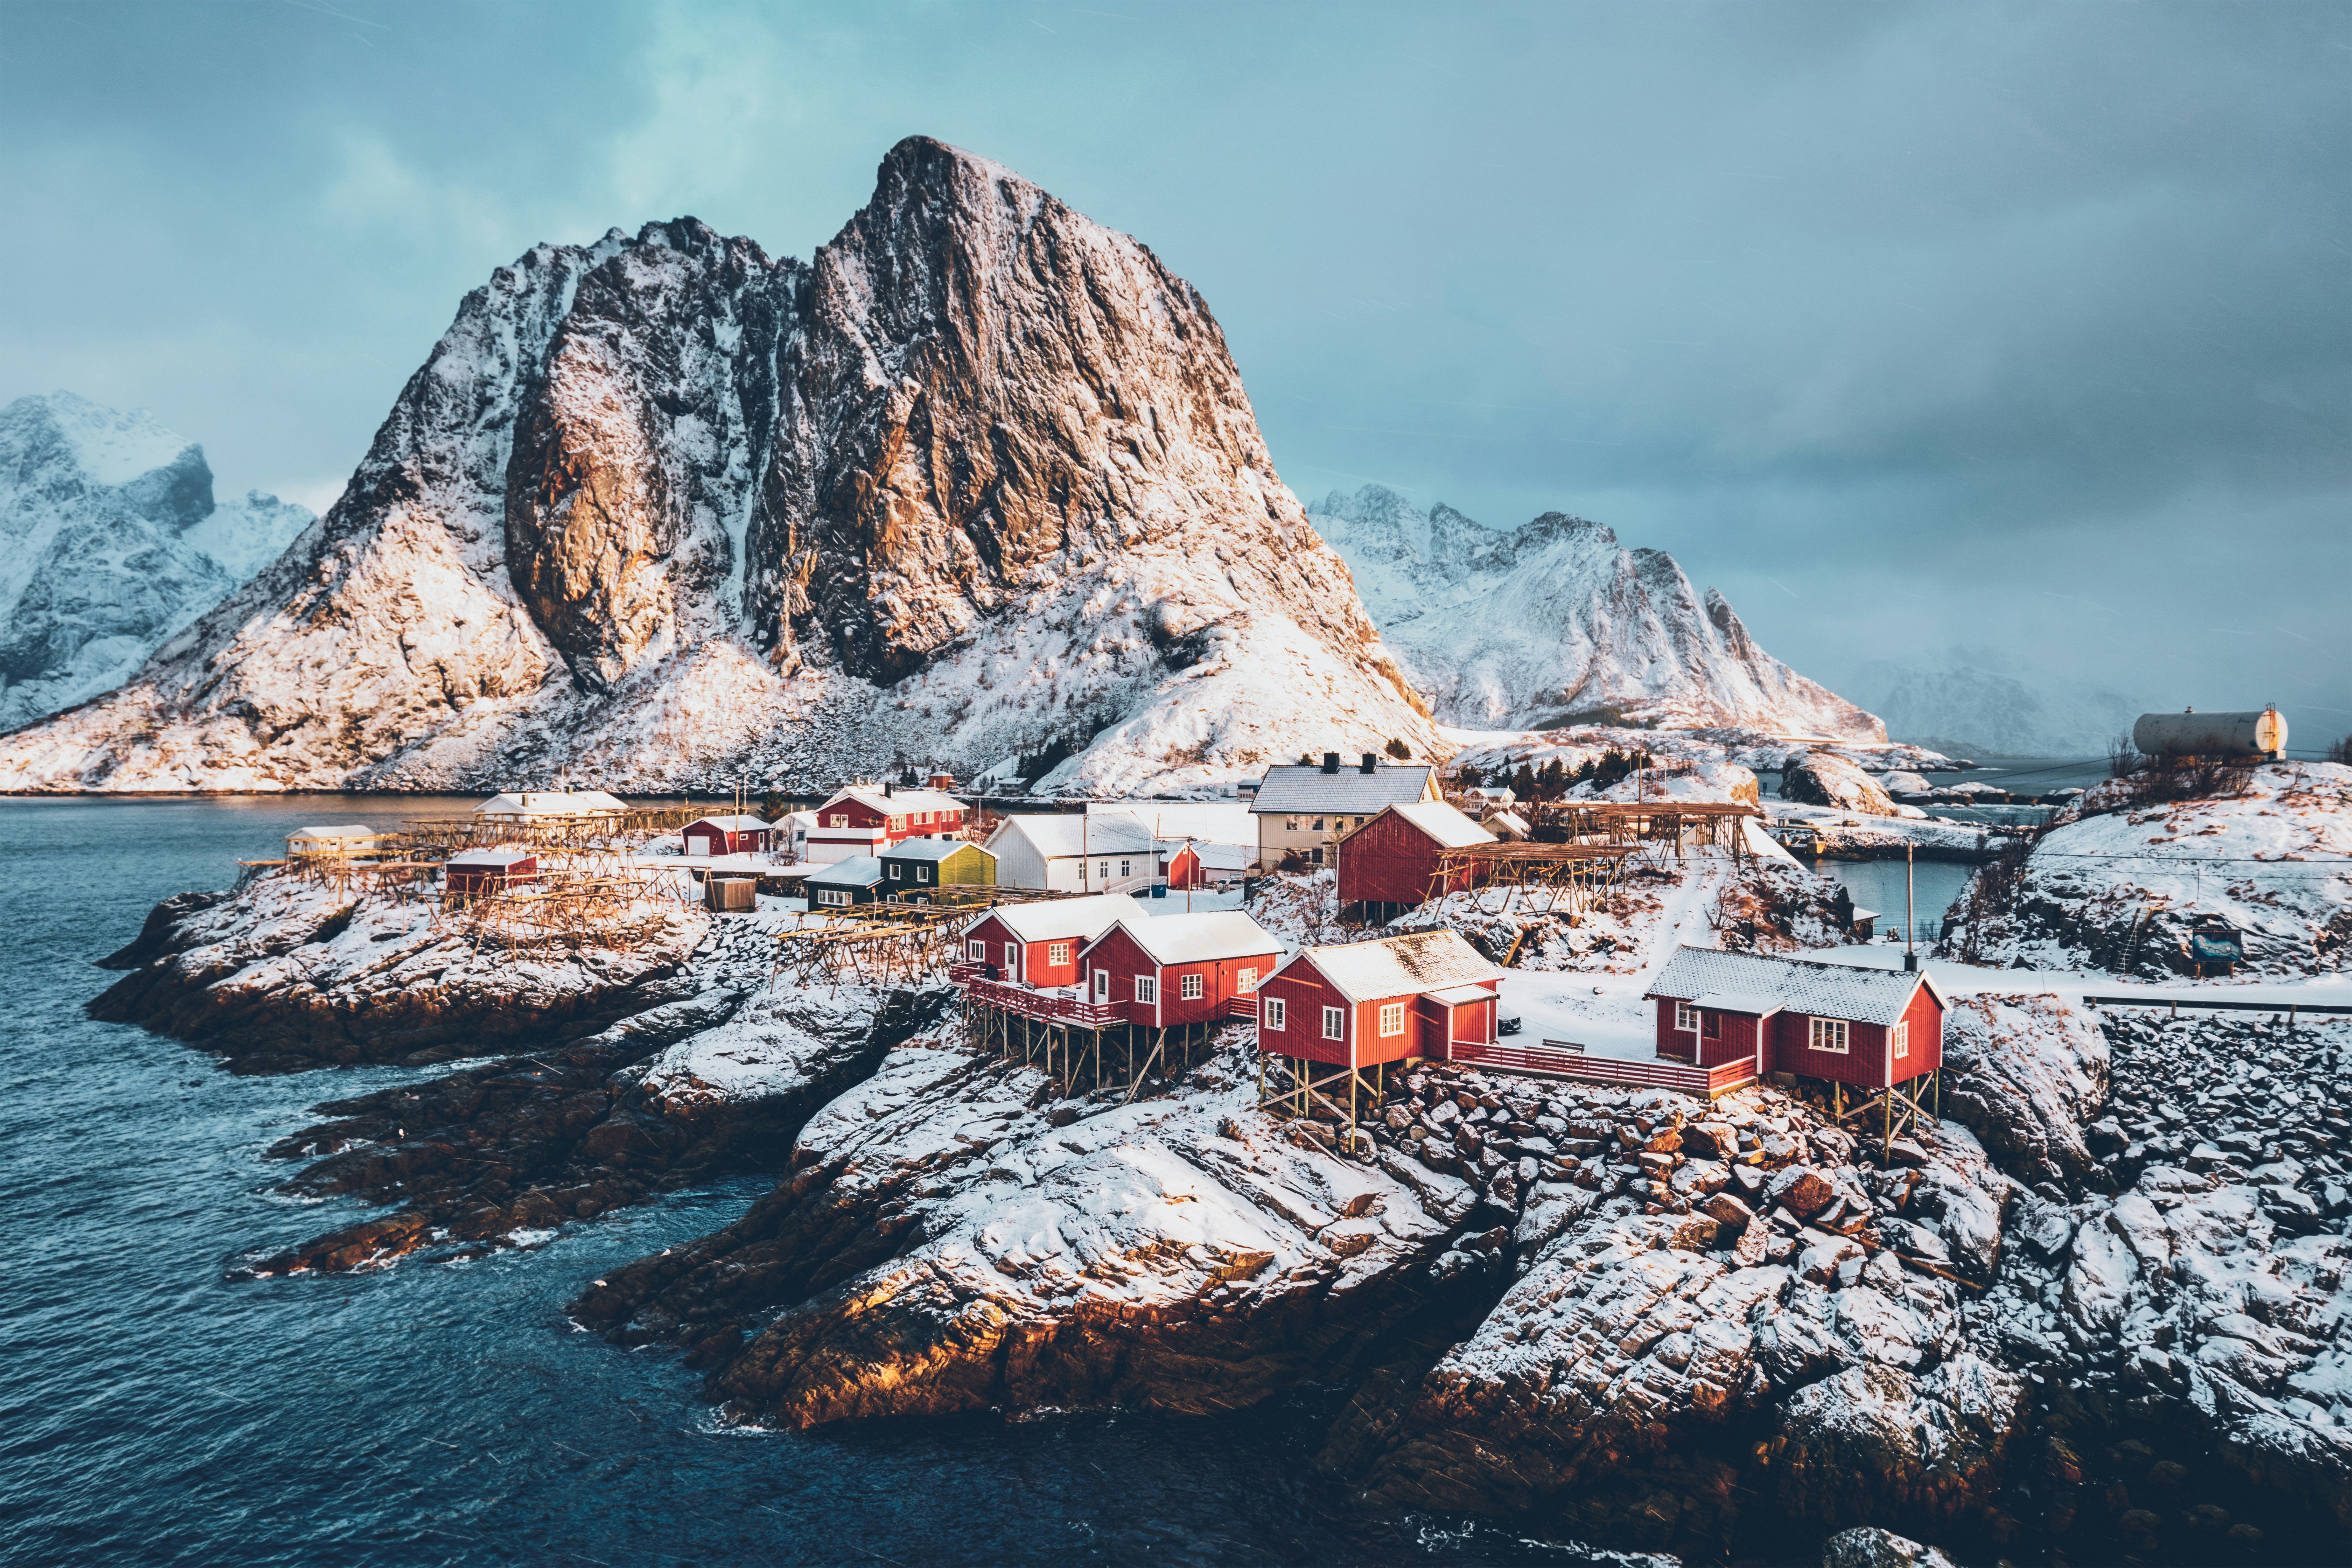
[956,894,1147,990]
[1643,947,1946,1092]
[682,815,776,856]
[1075,913,1281,1028]
[444,849,537,895]
[806,784,969,863]
[1257,929,1504,1071]
[1336,801,1494,913]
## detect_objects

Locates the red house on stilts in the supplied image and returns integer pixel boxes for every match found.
[1336,801,1495,918]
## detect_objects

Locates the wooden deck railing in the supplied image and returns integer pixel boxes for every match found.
[954,972,1120,1029]
[1446,1039,1758,1098]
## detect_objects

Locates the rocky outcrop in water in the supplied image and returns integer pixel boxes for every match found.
[1780,752,1899,816]
[0,138,1436,797]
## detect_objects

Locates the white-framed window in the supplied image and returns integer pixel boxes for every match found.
[1181,973,1204,1001]
[967,939,985,962]
[1135,975,1159,1004]
[1285,816,1300,831]
[917,866,931,883]
[1890,1021,1909,1059]
[1322,1006,1345,1040]
[1118,858,1132,878]
[1263,996,1286,1032]
[1673,1000,1697,1032]
[1310,848,1325,866]
[890,816,904,831]
[1810,1017,1850,1055]
[887,863,902,880]
[1048,941,1070,967]
[1098,860,1110,879]
[819,888,847,907]
[1236,967,1258,994]
[1379,1002,1406,1036]
[1311,817,1326,831]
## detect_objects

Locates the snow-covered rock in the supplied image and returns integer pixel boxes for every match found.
[1939,994,2111,1186]
[0,392,311,729]
[0,139,1435,795]
[1313,484,1883,740]
[1942,763,2352,977]
[1780,752,1899,816]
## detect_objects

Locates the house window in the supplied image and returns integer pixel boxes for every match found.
[1263,997,1286,1032]
[1135,975,1159,1004]
[1378,1002,1405,1036]
[967,939,985,962]
[1047,942,1069,966]
[1118,859,1132,878]
[1098,860,1110,879]
[1310,848,1325,866]
[1322,1006,1345,1040]
[1355,815,1367,827]
[1311,817,1325,831]
[828,815,845,827]
[1236,967,1258,993]
[887,864,902,880]
[1181,973,1204,1001]
[890,816,905,831]
[918,866,931,883]
[1673,1001,1697,1032]
[819,889,846,907]
[1810,1018,1849,1055]
[1890,1021,1909,1059]
[1285,816,1300,831]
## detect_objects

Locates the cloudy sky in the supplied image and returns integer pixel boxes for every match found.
[4,1,2345,744]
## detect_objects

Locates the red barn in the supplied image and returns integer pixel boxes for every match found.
[1336,801,1494,912]
[444,849,537,895]
[1644,946,1946,1091]
[1076,913,1280,1028]
[955,894,1146,989]
[1257,929,1504,1070]
[807,784,969,862]
[682,815,775,856]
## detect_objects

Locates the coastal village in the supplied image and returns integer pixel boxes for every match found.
[83,708,2351,1563]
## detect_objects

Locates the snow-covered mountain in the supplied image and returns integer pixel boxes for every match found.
[1853,650,2141,758]
[1308,485,1883,740]
[0,139,1438,795]
[0,394,312,731]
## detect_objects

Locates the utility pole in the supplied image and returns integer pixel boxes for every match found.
[1904,841,1918,973]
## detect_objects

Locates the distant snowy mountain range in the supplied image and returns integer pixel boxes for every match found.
[1852,651,2142,758]
[1308,484,1884,741]
[0,393,312,731]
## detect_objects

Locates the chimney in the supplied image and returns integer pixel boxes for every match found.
[884,780,894,797]
[1321,751,1341,774]
[1360,753,1377,774]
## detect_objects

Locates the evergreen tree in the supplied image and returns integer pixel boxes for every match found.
[1454,764,1483,790]
[1510,762,1538,799]
[759,790,787,821]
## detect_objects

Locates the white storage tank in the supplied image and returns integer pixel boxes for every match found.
[2130,707,2287,760]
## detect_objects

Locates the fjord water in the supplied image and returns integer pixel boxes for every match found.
[0,799,1594,1568]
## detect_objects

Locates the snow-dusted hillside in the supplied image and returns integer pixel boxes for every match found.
[0,139,1436,795]
[1854,650,2142,758]
[1310,484,1882,741]
[0,394,312,730]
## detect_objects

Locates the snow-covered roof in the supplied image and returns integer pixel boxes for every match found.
[474,790,629,817]
[806,855,884,888]
[1425,983,1496,1006]
[1644,946,1945,1027]
[447,849,534,868]
[1484,810,1531,840]
[988,812,1155,859]
[1093,912,1278,966]
[972,893,1147,944]
[685,815,771,832]
[289,824,385,842]
[1690,990,1784,1019]
[784,811,819,828]
[1279,929,1502,1003]
[1362,800,1494,849]
[1090,800,1253,846]
[1249,763,1437,816]
[885,838,990,864]
[819,785,966,817]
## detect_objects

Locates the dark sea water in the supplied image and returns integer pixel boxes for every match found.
[0,799,1620,1568]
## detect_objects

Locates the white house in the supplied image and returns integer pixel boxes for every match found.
[984,812,1161,894]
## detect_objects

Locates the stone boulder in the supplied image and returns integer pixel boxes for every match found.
[1781,753,1899,816]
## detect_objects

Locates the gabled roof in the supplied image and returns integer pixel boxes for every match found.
[289,824,386,842]
[1248,763,1438,816]
[969,893,1147,944]
[685,815,772,832]
[987,812,1154,858]
[1355,799,1494,849]
[805,855,885,888]
[1643,946,1945,1028]
[447,848,534,867]
[1276,929,1503,1003]
[817,785,966,817]
[884,837,991,864]
[474,790,629,817]
[1090,912,1279,967]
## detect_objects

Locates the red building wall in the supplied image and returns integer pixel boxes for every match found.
[820,797,965,848]
[1080,926,1276,1027]
[447,856,536,895]
[1257,961,1352,1066]
[1336,812,1473,907]
[957,913,1083,988]
[1164,846,1205,890]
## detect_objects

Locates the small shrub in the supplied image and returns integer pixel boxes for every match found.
[1385,736,1412,760]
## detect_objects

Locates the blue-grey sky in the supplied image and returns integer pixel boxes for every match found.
[3,1,2346,743]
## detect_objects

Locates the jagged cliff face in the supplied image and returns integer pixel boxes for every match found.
[0,140,1436,794]
[1312,484,1884,742]
[0,393,311,732]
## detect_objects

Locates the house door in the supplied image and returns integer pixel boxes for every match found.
[1093,969,1109,1003]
